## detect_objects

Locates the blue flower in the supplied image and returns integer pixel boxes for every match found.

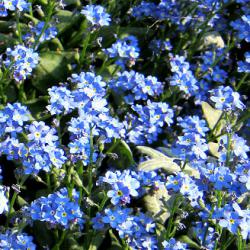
[210,86,245,111]
[0,230,36,250]
[162,238,188,250]
[0,186,8,214]
[177,115,209,137]
[169,54,198,95]
[2,0,30,12]
[213,204,240,235]
[104,35,140,68]
[23,21,58,45]
[4,45,39,82]
[27,188,84,229]
[231,15,250,42]
[238,52,250,73]
[209,166,234,190]
[81,5,111,27]
[100,170,140,205]
[47,86,74,115]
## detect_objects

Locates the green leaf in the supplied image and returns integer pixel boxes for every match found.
[16,196,28,206]
[109,140,135,169]
[88,232,106,250]
[63,0,81,6]
[208,142,220,157]
[156,223,167,245]
[71,170,84,188]
[109,229,123,250]
[143,186,171,223]
[32,51,76,93]
[5,85,17,102]
[138,158,180,173]
[54,10,81,35]
[33,221,54,247]
[0,33,15,52]
[201,101,225,136]
[178,235,200,249]
[62,236,83,250]
[137,147,199,178]
[137,146,168,159]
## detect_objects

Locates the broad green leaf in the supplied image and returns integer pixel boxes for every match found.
[137,146,168,159]
[88,232,106,250]
[64,0,81,6]
[138,158,180,173]
[208,142,220,157]
[156,223,167,245]
[137,147,199,178]
[0,33,15,52]
[157,147,178,158]
[109,229,123,250]
[33,221,54,247]
[201,101,225,136]
[16,196,28,206]
[61,236,83,250]
[32,51,76,93]
[178,235,200,249]
[143,186,170,223]
[55,10,81,34]
[71,170,84,188]
[109,140,135,169]
[198,31,224,50]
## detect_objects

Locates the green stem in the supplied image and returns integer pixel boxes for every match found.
[221,236,235,250]
[33,0,55,50]
[79,32,91,66]
[6,175,28,227]
[166,196,179,240]
[235,73,248,91]
[85,127,95,248]
[15,11,23,43]
[52,230,67,250]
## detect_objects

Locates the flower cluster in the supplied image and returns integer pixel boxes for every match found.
[4,45,39,82]
[109,70,163,104]
[26,188,84,229]
[104,35,140,68]
[169,54,198,95]
[0,103,66,174]
[173,115,209,162]
[209,86,245,111]
[0,0,249,249]
[238,52,250,73]
[81,5,111,27]
[127,101,174,144]
[98,170,140,205]
[0,0,30,16]
[92,207,157,249]
[231,15,250,42]
[23,21,58,45]
[0,230,36,250]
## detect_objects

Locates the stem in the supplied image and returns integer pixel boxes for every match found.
[52,230,67,250]
[15,11,23,43]
[235,73,248,91]
[6,175,28,227]
[85,127,95,248]
[79,32,91,66]
[165,196,179,240]
[33,0,55,50]
[208,112,224,140]
[221,236,235,250]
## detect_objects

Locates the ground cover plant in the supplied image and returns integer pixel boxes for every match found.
[0,0,249,249]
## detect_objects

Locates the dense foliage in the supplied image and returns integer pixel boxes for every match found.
[0,0,249,249]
